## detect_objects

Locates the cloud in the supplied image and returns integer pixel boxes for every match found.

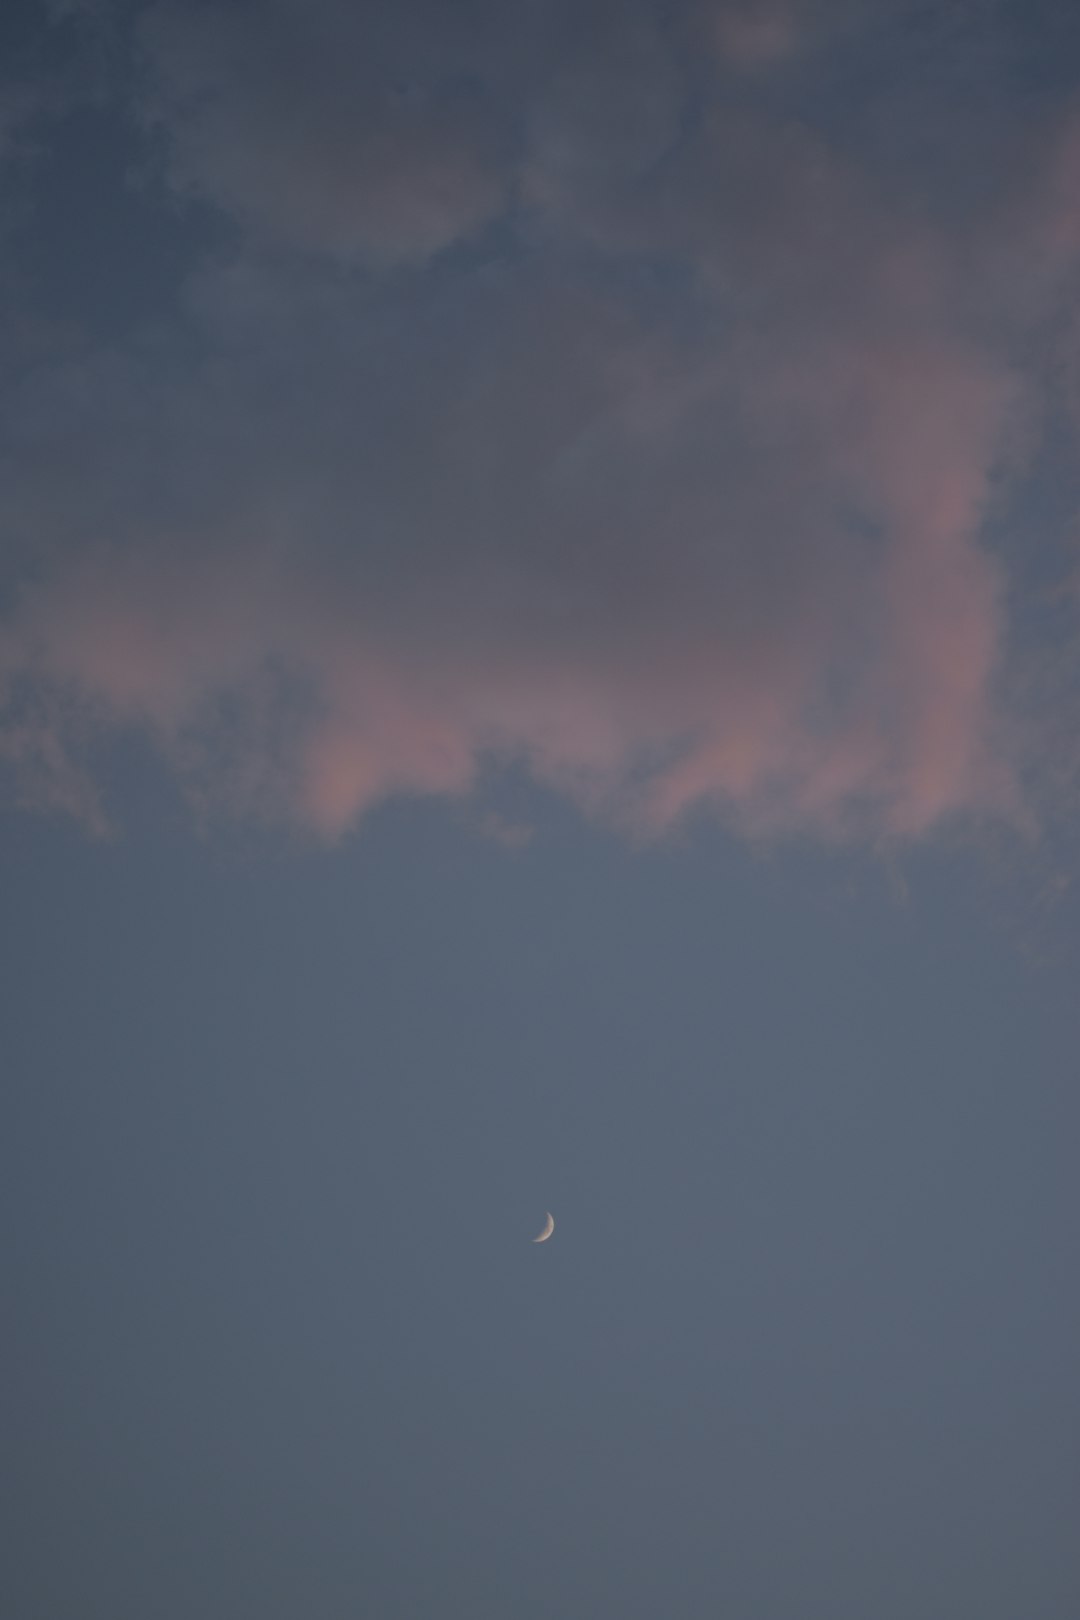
[0,265,1023,841]
[710,3,800,69]
[137,0,511,265]
[3,0,1080,844]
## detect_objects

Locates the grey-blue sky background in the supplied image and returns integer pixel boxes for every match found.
[2,2,1080,1616]
[5,800,1078,1618]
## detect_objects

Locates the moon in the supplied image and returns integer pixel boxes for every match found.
[532,1212,555,1243]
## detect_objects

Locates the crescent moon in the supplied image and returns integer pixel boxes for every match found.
[532,1212,555,1243]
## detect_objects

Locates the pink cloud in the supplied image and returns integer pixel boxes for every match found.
[711,2,800,69]
[0,451,1019,844]
[0,228,1030,847]
[8,1,1080,848]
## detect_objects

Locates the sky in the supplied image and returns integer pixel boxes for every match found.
[2,1,1079,1616]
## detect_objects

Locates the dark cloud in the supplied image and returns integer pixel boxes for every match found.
[136,0,525,265]
[1,0,1079,841]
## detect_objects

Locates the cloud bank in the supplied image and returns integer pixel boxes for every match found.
[2,0,1080,842]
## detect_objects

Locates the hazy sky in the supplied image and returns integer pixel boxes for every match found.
[2,2,1080,1616]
